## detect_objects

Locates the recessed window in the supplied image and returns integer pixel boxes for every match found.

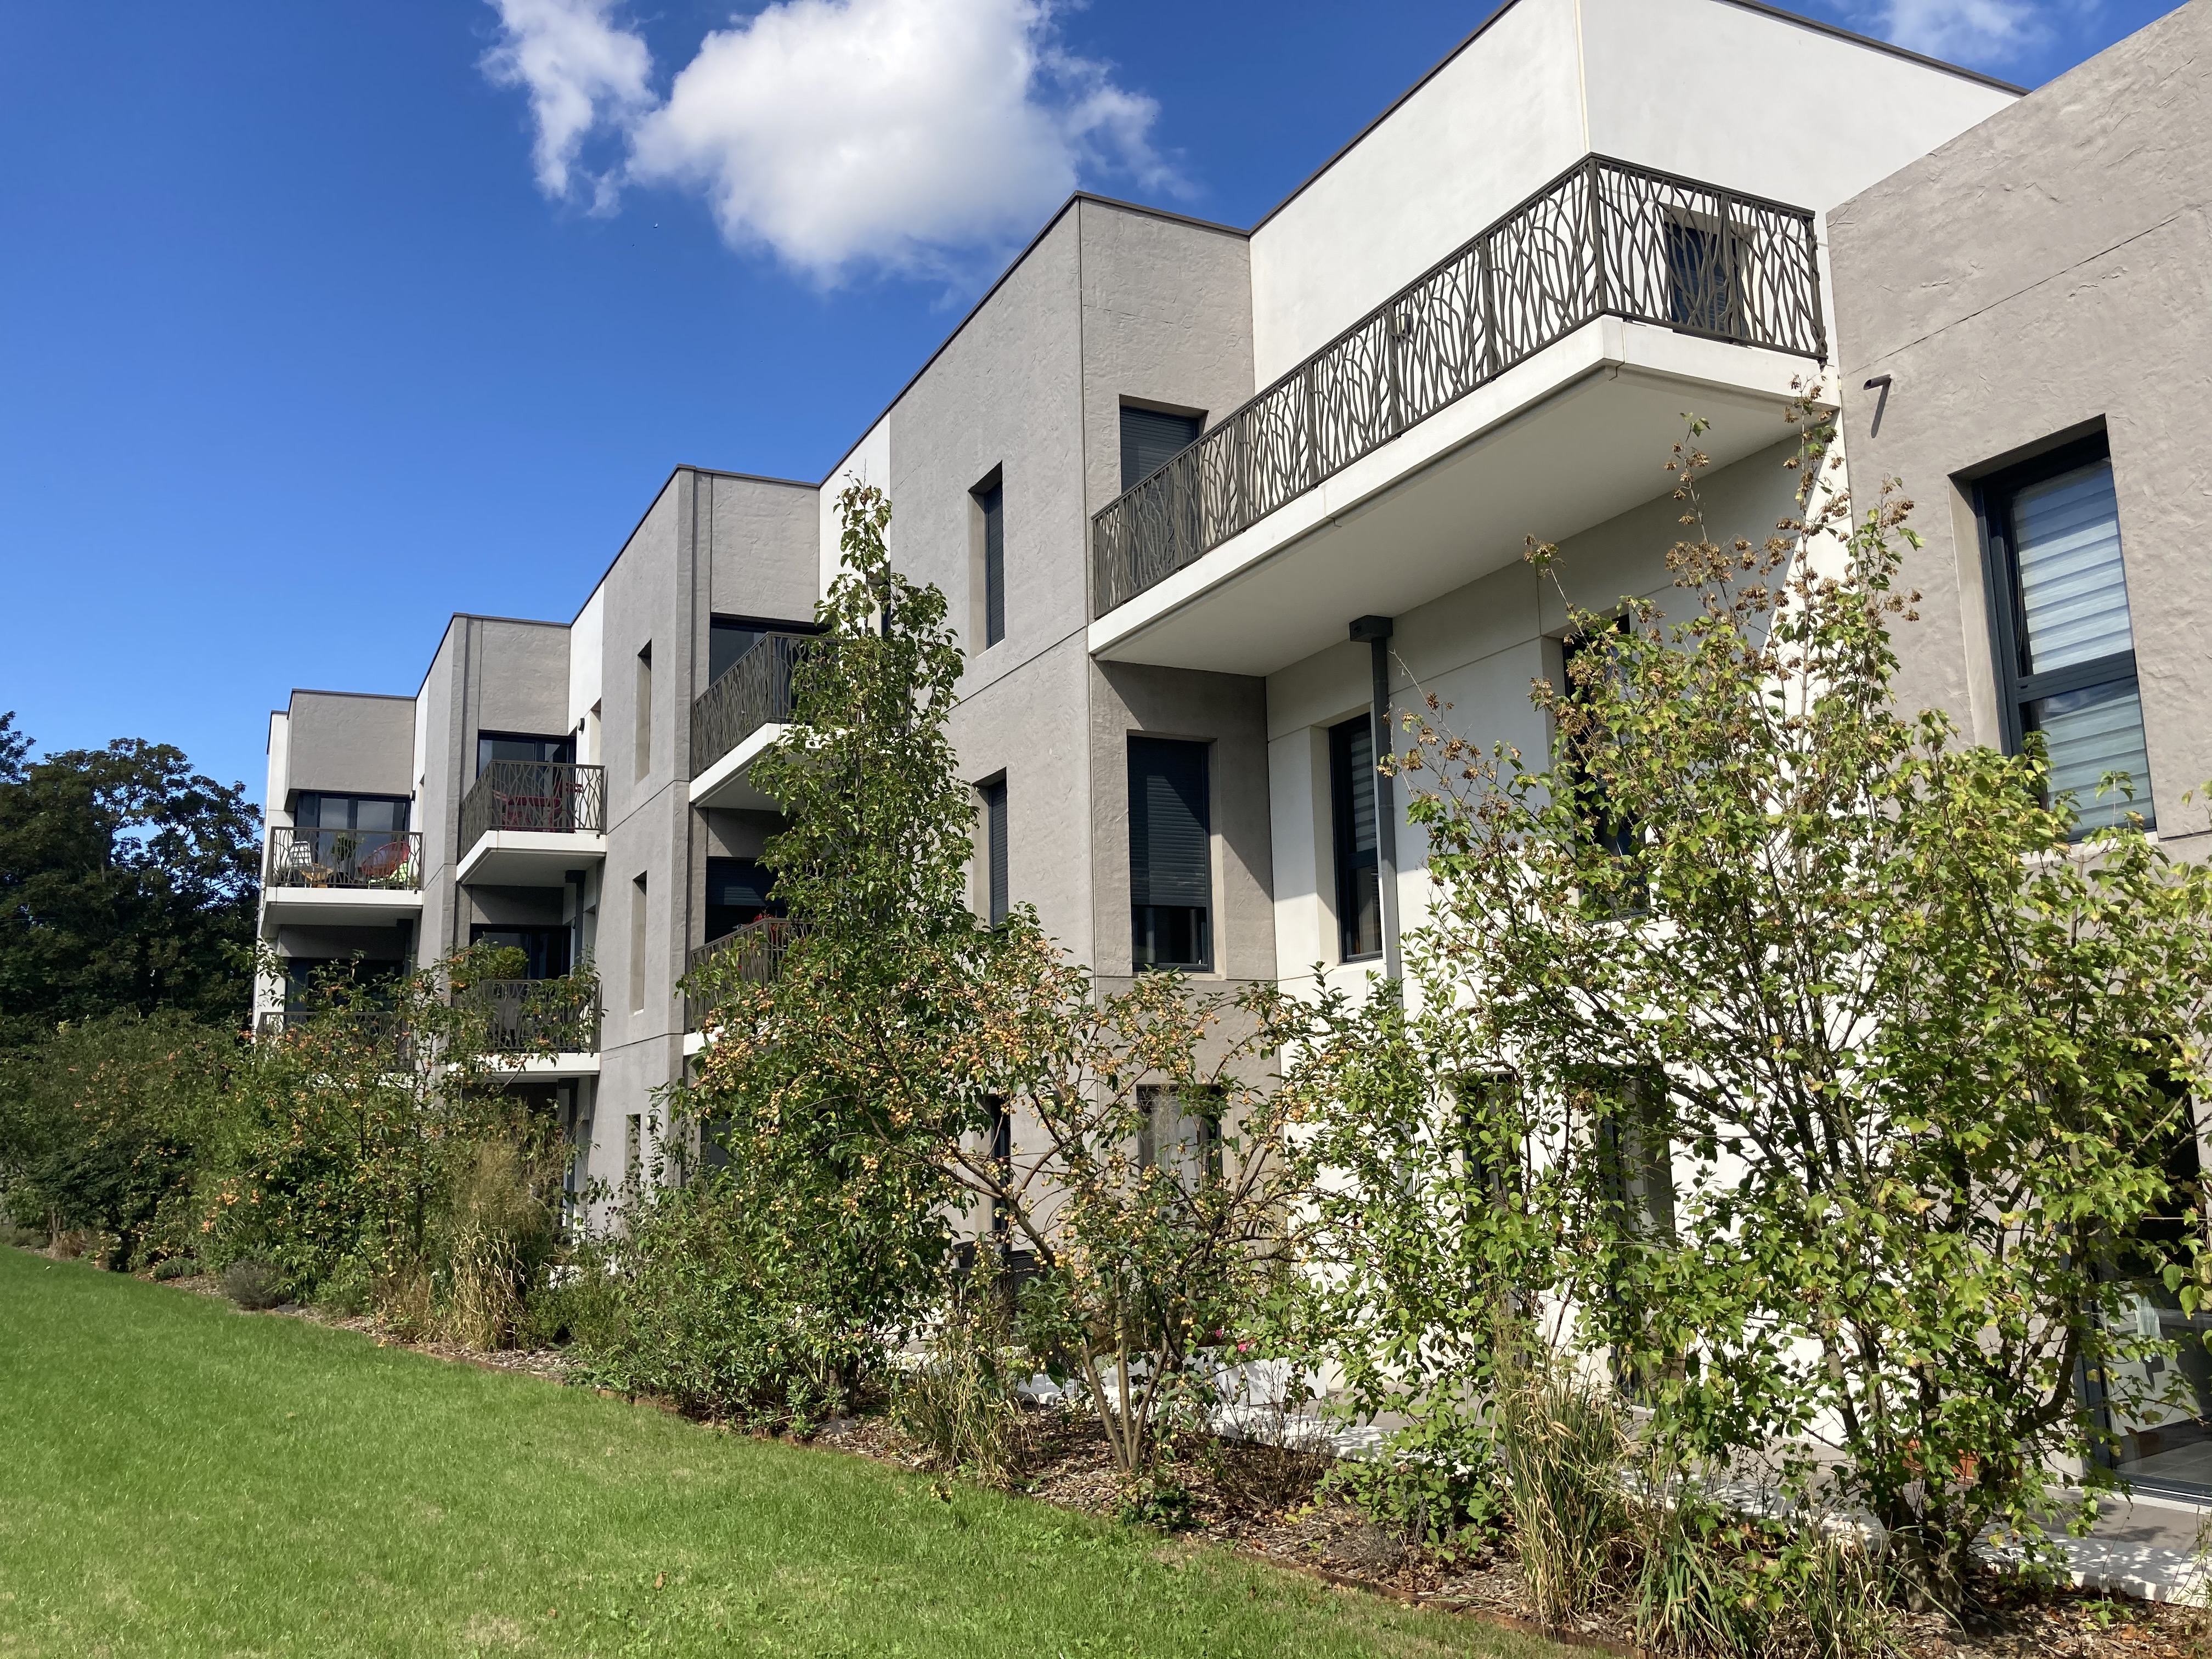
[629,872,649,1013]
[634,646,653,782]
[294,792,410,832]
[703,856,779,942]
[1327,716,1381,962]
[1137,1084,1223,1187]
[973,472,1006,649]
[467,924,571,980]
[1560,621,1638,859]
[476,732,573,776]
[979,776,1009,927]
[1128,737,1211,971]
[1981,435,2153,833]
[1120,404,1203,493]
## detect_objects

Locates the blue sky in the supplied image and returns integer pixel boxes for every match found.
[0,0,2181,800]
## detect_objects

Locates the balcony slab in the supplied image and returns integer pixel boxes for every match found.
[1087,318,1822,678]
[689,723,789,811]
[457,830,608,887]
[492,1053,601,1079]
[259,884,424,938]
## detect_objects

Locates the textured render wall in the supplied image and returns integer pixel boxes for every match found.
[1578,0,2015,215]
[704,473,817,627]
[469,619,571,743]
[1075,201,1253,520]
[1090,661,1274,984]
[1831,0,2212,839]
[1265,441,1803,991]
[949,633,1094,961]
[284,691,415,800]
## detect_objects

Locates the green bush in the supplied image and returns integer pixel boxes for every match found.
[222,1258,287,1310]
[890,1291,1030,1488]
[149,1256,200,1282]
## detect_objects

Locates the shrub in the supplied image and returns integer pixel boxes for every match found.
[149,1256,199,1282]
[1495,1343,1630,1623]
[222,1258,287,1310]
[890,1292,1030,1488]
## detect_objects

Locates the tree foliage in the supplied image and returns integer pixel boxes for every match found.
[0,712,259,1045]
[1293,400,2212,1616]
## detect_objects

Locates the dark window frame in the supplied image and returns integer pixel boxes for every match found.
[1119,402,1205,494]
[973,469,1006,650]
[979,774,1009,927]
[476,731,574,778]
[467,923,573,981]
[1976,430,2152,830]
[292,791,411,832]
[1327,715,1383,963]
[1127,736,1213,973]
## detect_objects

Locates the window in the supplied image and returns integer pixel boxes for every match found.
[709,618,764,685]
[624,1114,642,1195]
[974,472,1006,649]
[979,776,1009,927]
[1137,1084,1223,1187]
[703,857,779,941]
[1663,213,1742,337]
[1981,435,2153,833]
[1120,404,1204,493]
[629,873,649,1013]
[476,732,573,776]
[1128,737,1211,970]
[634,645,653,781]
[294,793,409,832]
[987,1096,1012,1239]
[1560,622,1638,860]
[1328,716,1382,961]
[467,924,571,980]
[1577,1070,1675,1243]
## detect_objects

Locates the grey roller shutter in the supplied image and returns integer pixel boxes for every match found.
[1128,738,1209,908]
[1120,407,1203,493]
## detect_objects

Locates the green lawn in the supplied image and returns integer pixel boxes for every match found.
[0,1249,1560,1658]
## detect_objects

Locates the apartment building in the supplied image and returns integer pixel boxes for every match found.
[1829,0,2212,1498]
[257,3,2018,1245]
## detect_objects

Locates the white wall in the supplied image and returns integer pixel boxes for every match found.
[1246,0,2017,385]
[821,417,891,595]
[264,712,291,828]
[1248,0,1588,383]
[568,584,605,747]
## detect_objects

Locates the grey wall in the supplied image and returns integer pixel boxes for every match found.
[285,691,414,800]
[1831,0,2212,840]
[703,472,817,627]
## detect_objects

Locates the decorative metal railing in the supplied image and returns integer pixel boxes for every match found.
[264,826,422,890]
[690,633,819,777]
[458,761,606,850]
[471,977,601,1054]
[684,916,798,1030]
[1091,155,1827,618]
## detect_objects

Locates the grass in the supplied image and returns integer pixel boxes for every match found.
[0,1249,1566,1658]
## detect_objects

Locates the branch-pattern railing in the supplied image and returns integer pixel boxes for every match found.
[1091,155,1826,618]
[459,761,606,850]
[264,826,422,890]
[684,916,798,1030]
[472,977,601,1054]
[691,633,819,776]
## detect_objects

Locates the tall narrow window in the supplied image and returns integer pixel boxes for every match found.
[634,645,653,782]
[1328,716,1381,961]
[1579,1069,1675,1244]
[1561,622,1638,860]
[1137,1084,1223,1188]
[980,776,1009,927]
[1120,404,1204,493]
[987,1096,1012,1242]
[629,873,648,1013]
[1983,435,2153,833]
[1128,737,1211,970]
[974,473,1005,648]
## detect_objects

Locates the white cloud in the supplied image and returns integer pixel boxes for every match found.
[481,0,653,208]
[1867,0,2052,60]
[483,0,1179,278]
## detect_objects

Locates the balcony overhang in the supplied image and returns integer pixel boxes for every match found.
[688,723,788,812]
[259,884,424,938]
[491,1053,601,1079]
[457,830,608,887]
[1087,318,1820,678]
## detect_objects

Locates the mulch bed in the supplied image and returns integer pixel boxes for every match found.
[109,1255,2205,1659]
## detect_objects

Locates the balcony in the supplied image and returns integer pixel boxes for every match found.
[456,761,607,885]
[689,633,817,811]
[472,977,601,1075]
[684,916,798,1032]
[1087,156,1827,676]
[260,826,423,932]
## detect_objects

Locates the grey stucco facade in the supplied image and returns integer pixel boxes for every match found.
[1832,0,2212,844]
